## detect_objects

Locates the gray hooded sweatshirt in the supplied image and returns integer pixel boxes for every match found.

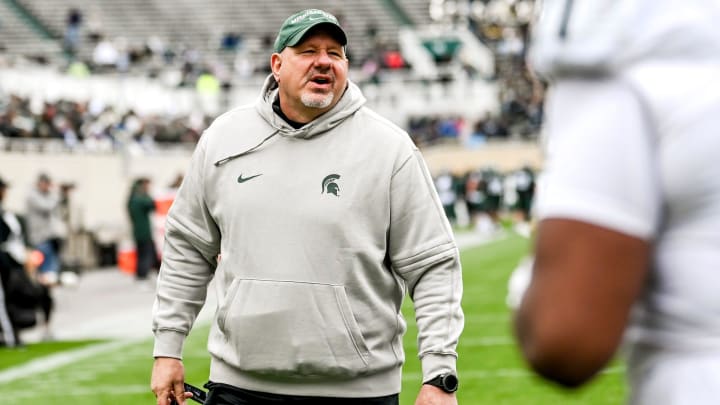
[152,75,464,397]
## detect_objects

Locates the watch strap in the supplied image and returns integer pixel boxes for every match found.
[423,373,459,393]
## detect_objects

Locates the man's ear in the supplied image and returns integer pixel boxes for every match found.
[270,53,282,81]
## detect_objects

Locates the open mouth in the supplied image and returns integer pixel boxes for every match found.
[310,76,332,85]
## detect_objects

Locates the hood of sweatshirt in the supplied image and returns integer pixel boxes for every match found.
[256,74,366,138]
[214,74,366,166]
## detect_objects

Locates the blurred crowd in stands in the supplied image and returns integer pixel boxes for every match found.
[0,1,543,152]
[0,87,537,151]
[0,93,210,152]
[407,88,541,148]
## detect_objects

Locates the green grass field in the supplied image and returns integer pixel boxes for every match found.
[0,234,626,404]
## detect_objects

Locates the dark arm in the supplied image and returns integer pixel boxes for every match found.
[515,218,651,387]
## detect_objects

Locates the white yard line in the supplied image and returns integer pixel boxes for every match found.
[455,230,509,249]
[0,339,138,384]
[0,384,150,399]
[406,336,516,348]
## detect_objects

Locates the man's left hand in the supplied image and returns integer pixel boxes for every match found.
[415,384,458,405]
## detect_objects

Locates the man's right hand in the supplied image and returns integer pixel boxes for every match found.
[151,357,192,405]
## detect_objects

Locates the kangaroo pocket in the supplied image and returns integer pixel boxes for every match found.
[217,278,370,379]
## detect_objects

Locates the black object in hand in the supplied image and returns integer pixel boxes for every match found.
[169,382,207,404]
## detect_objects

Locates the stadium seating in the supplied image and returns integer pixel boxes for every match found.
[397,0,434,25]
[0,0,61,59]
[1,0,539,141]
[11,0,423,65]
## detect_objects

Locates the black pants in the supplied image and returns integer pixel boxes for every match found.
[37,283,52,323]
[204,382,399,405]
[135,240,157,280]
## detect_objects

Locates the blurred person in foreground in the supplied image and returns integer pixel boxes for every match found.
[127,177,157,285]
[151,9,463,405]
[0,176,22,347]
[514,1,720,403]
[0,176,51,346]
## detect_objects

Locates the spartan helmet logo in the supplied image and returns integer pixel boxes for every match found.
[321,174,341,196]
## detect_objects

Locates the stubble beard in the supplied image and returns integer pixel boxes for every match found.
[301,91,334,109]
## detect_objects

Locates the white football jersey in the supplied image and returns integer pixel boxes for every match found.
[532,2,720,403]
[529,0,720,77]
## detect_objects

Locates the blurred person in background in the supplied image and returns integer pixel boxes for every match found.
[151,9,463,405]
[514,1,720,404]
[482,167,504,233]
[63,7,83,57]
[435,170,459,225]
[58,182,85,279]
[464,169,486,230]
[127,177,157,287]
[513,165,535,223]
[25,173,65,286]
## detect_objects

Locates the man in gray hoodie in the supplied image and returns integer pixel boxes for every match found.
[151,9,463,405]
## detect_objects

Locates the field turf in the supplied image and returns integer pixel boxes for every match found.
[0,234,626,404]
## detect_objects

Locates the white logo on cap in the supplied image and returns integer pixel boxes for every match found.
[290,10,337,24]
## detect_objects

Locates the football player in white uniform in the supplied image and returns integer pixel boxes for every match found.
[514,1,720,403]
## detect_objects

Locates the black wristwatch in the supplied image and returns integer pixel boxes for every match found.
[423,373,459,393]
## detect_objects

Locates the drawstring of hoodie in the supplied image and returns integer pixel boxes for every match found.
[213,130,280,166]
[212,77,359,167]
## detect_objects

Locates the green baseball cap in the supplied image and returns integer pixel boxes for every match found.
[273,9,347,53]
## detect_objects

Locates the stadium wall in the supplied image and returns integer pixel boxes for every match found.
[0,141,541,244]
[422,142,542,174]
[0,151,190,244]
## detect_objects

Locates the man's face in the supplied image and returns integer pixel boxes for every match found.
[38,179,51,193]
[271,27,348,122]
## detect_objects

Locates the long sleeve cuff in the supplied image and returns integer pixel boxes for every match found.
[420,353,458,382]
[153,330,187,359]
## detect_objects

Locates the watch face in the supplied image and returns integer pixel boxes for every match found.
[442,374,459,392]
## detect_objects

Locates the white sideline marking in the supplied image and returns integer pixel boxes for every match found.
[460,336,515,346]
[407,336,515,348]
[0,340,137,384]
[1,384,150,399]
